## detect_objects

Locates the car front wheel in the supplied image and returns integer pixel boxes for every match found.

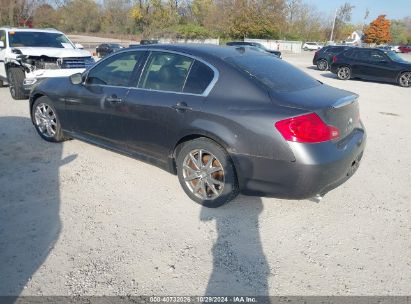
[8,67,28,100]
[176,138,239,208]
[317,59,328,71]
[337,66,351,80]
[32,96,66,142]
[398,72,411,87]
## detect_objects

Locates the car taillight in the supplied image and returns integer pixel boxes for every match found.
[332,55,338,63]
[275,113,340,143]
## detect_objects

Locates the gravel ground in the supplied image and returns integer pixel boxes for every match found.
[0,51,410,297]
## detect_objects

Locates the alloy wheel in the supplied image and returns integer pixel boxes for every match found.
[399,72,411,87]
[317,60,328,71]
[34,103,57,138]
[182,149,225,200]
[337,67,350,80]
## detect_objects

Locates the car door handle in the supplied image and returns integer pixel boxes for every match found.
[172,102,192,112]
[106,95,123,103]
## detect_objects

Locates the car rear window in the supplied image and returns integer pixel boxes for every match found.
[226,54,320,92]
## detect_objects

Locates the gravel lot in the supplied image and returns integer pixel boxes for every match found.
[0,51,410,297]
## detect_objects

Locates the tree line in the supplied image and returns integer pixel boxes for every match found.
[0,0,410,44]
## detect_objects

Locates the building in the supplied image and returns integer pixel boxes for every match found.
[343,30,363,45]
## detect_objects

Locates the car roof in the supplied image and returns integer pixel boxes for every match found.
[0,27,62,34]
[125,44,261,61]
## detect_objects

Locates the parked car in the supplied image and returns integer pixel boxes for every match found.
[228,45,282,60]
[392,45,401,53]
[377,45,392,52]
[330,48,411,87]
[226,41,282,58]
[398,45,411,53]
[29,44,366,207]
[0,27,94,100]
[140,39,159,45]
[96,43,123,58]
[313,45,352,71]
[303,42,322,51]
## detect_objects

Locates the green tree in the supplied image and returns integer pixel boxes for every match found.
[59,0,101,33]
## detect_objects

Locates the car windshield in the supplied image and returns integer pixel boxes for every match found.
[8,31,74,48]
[386,51,408,63]
[227,54,320,92]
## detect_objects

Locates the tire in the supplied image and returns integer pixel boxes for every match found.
[336,66,351,80]
[316,59,328,71]
[8,67,28,100]
[176,137,239,208]
[398,71,411,87]
[32,96,66,142]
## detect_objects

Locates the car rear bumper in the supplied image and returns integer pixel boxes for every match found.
[231,127,366,199]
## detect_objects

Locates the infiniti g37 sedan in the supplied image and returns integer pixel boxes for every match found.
[29,44,366,207]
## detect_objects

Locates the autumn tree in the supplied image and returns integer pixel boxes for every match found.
[364,15,391,44]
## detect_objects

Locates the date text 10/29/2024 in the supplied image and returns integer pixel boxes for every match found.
[149,297,258,303]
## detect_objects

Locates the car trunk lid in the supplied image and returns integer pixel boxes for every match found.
[270,84,360,140]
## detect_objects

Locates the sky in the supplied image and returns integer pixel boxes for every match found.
[307,0,410,24]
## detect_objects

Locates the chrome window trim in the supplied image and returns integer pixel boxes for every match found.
[84,48,219,97]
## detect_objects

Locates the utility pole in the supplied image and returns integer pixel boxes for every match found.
[330,8,337,43]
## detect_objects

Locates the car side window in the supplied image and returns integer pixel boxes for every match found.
[346,49,360,59]
[86,51,142,87]
[138,52,194,93]
[328,47,343,55]
[370,51,386,62]
[356,50,370,60]
[183,60,215,94]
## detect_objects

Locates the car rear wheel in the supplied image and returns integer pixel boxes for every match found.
[32,96,66,142]
[317,59,328,71]
[8,67,28,100]
[337,66,351,80]
[398,72,411,87]
[176,138,239,208]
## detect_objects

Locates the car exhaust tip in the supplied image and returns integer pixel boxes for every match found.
[309,194,324,203]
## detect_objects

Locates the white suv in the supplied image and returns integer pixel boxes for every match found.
[0,28,94,100]
[302,42,323,51]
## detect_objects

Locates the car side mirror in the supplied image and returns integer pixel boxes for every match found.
[0,41,5,48]
[70,73,83,85]
[75,43,84,49]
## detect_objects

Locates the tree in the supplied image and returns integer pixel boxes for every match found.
[391,19,408,44]
[59,0,101,33]
[364,15,391,44]
[33,3,58,28]
[333,2,355,41]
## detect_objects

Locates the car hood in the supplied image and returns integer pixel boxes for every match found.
[12,47,91,58]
